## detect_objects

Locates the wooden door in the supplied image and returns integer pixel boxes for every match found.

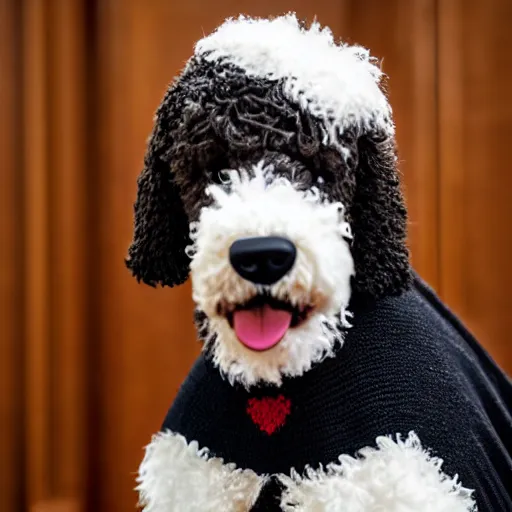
[1,0,90,511]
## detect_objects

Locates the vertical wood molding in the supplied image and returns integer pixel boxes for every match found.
[22,0,89,509]
[23,0,52,504]
[437,0,466,310]
[48,0,87,504]
[408,0,439,289]
[0,0,23,510]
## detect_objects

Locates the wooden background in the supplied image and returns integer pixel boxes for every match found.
[1,0,511,511]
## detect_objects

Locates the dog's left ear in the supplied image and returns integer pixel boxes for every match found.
[125,110,191,287]
[347,130,411,299]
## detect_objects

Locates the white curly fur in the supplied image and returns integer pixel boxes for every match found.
[279,432,477,512]
[187,162,354,388]
[137,431,265,512]
[137,431,476,511]
[195,13,394,143]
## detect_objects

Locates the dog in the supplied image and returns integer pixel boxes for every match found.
[126,14,511,512]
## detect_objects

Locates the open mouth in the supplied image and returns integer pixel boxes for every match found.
[226,294,312,351]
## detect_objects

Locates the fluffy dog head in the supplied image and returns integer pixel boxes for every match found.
[126,14,411,387]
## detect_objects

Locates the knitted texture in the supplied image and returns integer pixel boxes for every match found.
[162,274,512,510]
[246,395,292,435]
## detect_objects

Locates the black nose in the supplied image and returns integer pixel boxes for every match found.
[229,236,297,285]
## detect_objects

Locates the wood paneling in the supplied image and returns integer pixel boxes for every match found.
[23,0,53,503]
[47,0,88,504]
[22,0,89,509]
[438,0,512,371]
[0,1,23,511]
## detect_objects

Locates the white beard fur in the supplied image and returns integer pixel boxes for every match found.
[187,162,354,388]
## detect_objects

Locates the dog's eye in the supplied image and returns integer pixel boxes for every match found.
[211,170,226,184]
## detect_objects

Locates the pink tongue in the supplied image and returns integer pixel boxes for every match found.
[233,304,292,351]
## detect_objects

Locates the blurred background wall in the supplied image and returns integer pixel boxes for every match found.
[1,0,511,511]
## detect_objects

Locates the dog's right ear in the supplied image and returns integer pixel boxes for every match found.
[125,115,191,287]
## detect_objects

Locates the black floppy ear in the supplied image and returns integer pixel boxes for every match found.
[348,132,411,299]
[125,124,191,287]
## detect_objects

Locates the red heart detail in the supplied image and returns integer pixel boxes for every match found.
[246,395,291,435]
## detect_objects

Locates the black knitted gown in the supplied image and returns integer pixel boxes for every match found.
[162,273,512,510]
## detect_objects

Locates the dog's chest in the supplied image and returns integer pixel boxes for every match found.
[162,352,383,478]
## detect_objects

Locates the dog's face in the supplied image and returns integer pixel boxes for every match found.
[188,161,354,387]
[126,15,411,388]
